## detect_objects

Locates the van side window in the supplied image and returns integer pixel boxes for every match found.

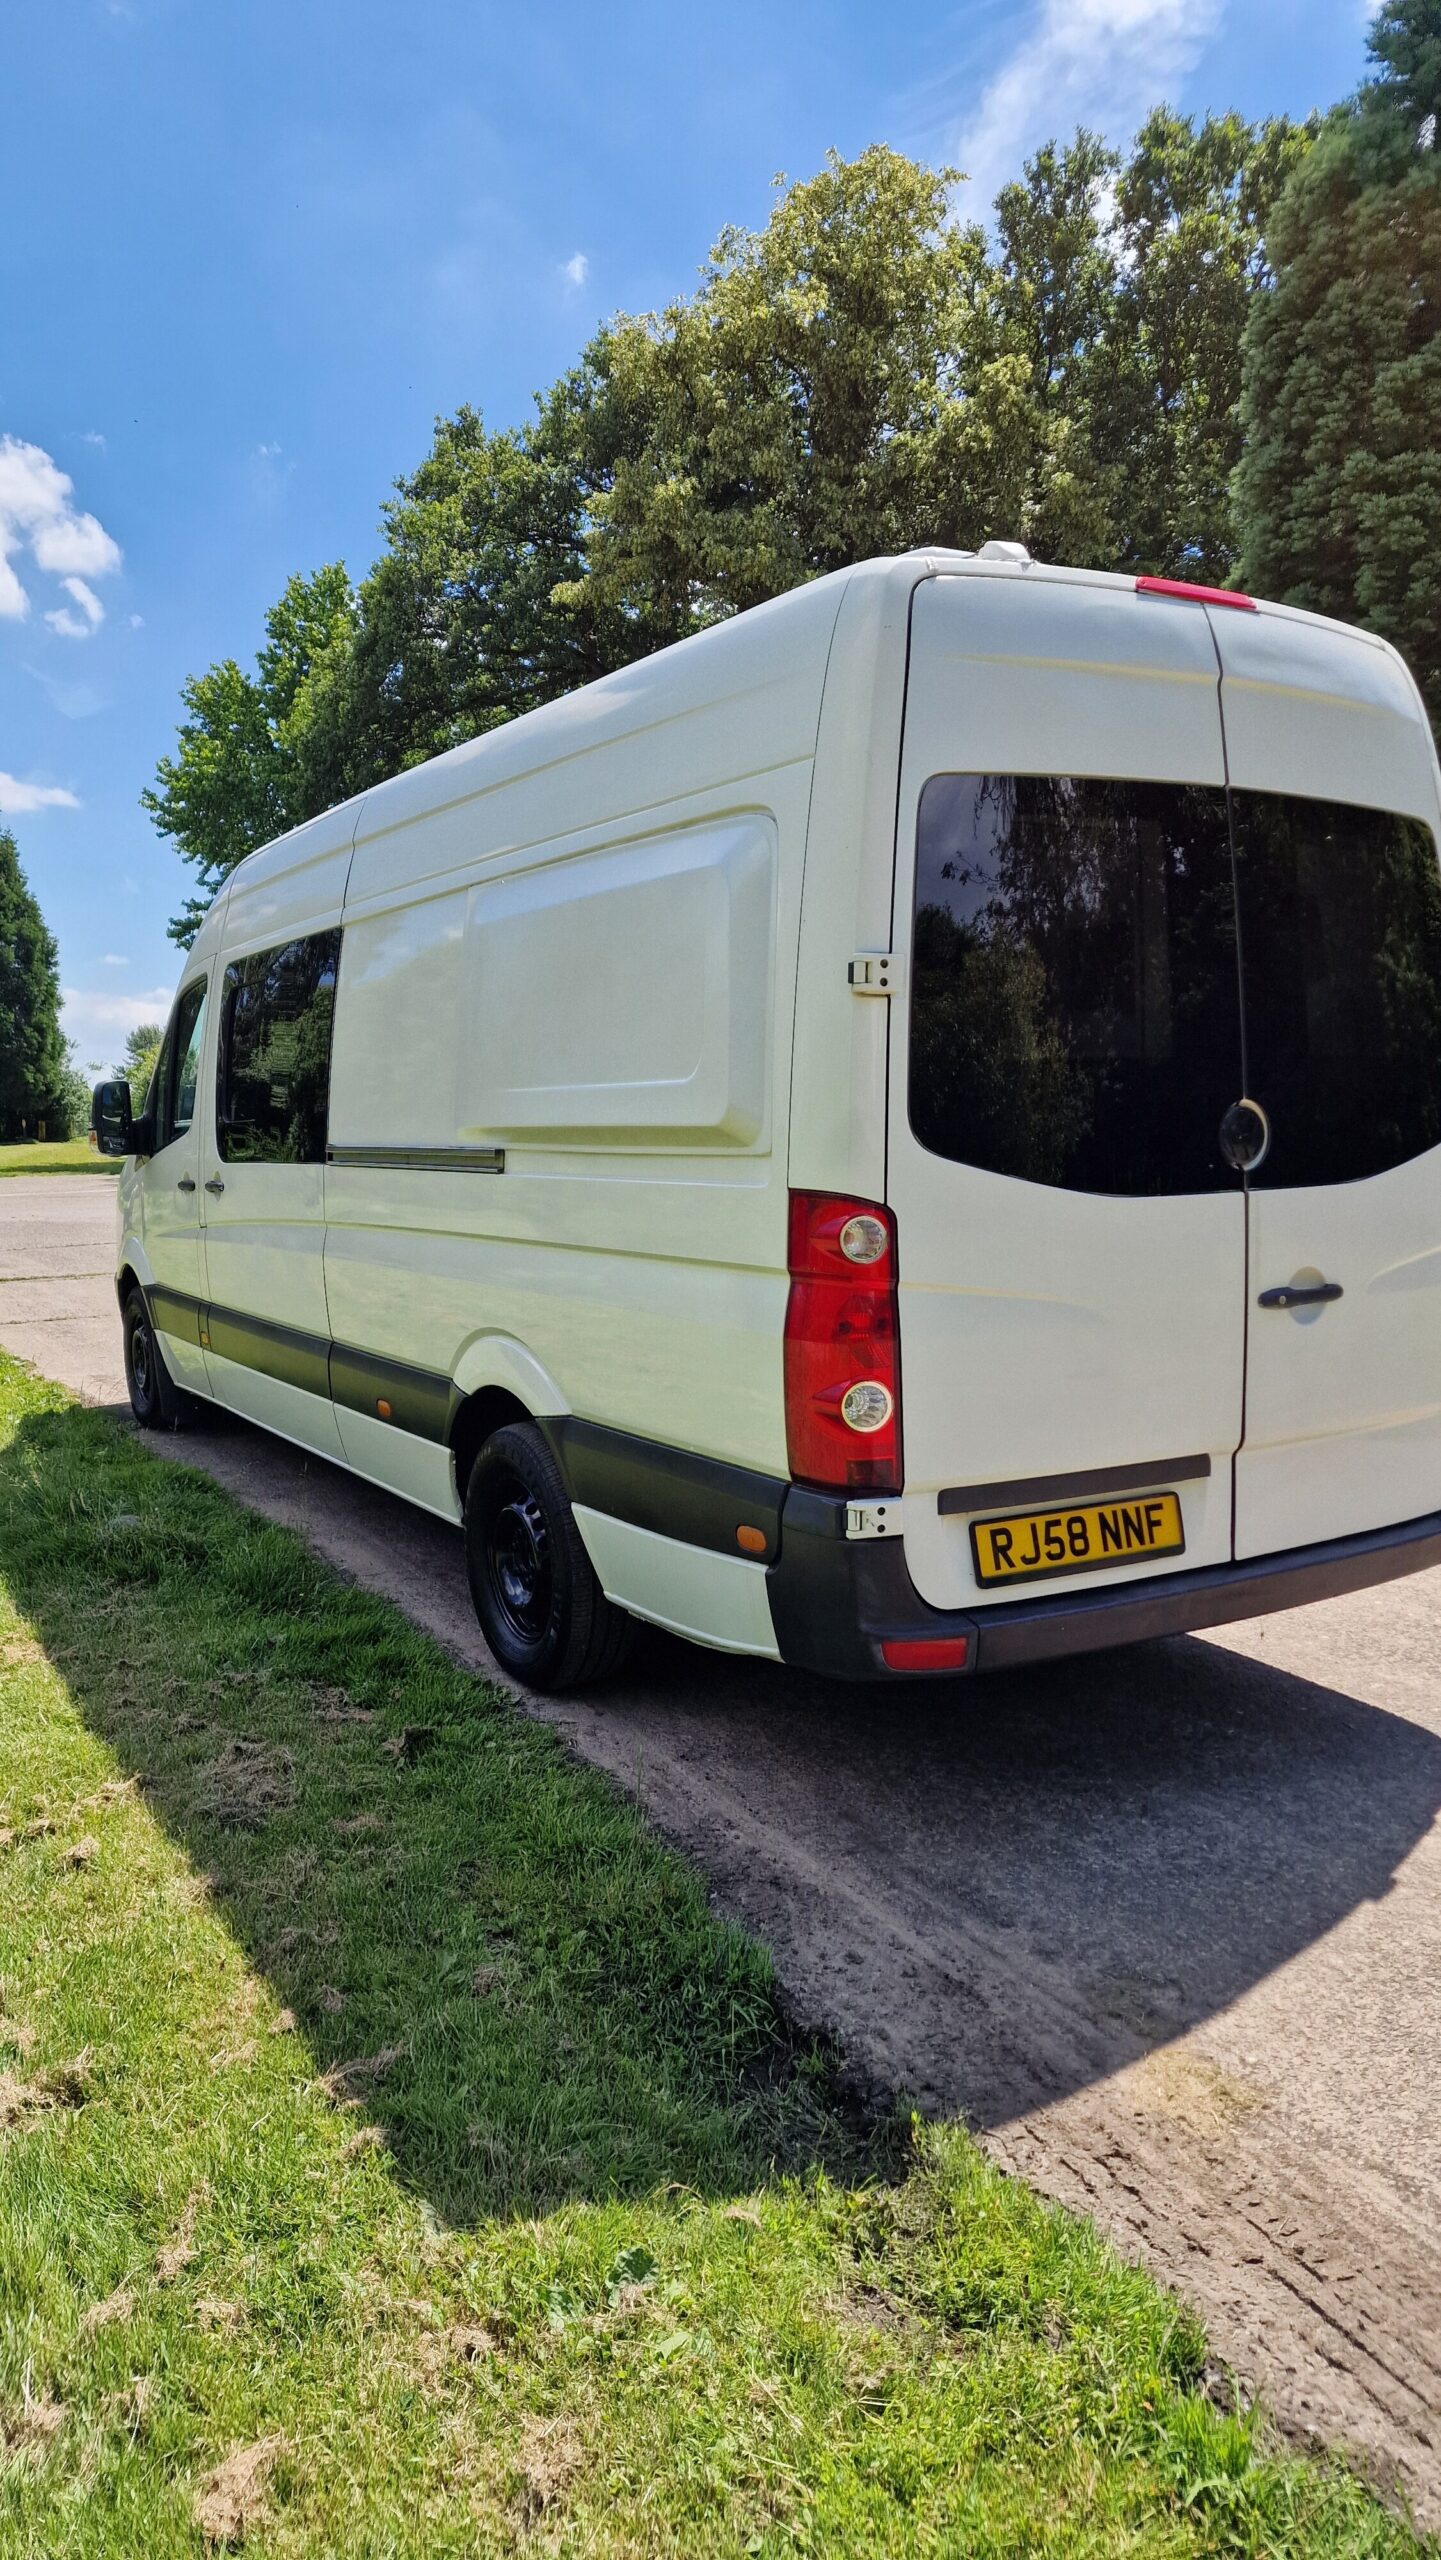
[152,977,207,1152]
[908,775,1241,1197]
[217,929,341,1165]
[1233,794,1441,1188]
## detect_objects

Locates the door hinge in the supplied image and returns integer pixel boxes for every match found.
[845,1500,902,1540]
[848,951,896,996]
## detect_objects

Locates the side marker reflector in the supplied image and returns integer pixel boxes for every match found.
[736,1524,768,1555]
[880,1635,972,1673]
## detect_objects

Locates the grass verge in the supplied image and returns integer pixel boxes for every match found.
[0,1353,1429,2556]
[0,1142,117,1177]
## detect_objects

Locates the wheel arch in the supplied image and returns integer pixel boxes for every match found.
[447,1336,571,1506]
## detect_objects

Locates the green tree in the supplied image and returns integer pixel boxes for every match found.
[1105,109,1313,580]
[146,122,1330,928]
[1236,0,1441,724]
[0,829,69,1141]
[123,1021,164,1111]
[144,564,356,947]
[55,1039,93,1142]
[286,405,657,813]
[566,146,1115,629]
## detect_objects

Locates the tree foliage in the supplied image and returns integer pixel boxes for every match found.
[143,565,356,947]
[152,114,1318,945]
[1236,0,1441,727]
[123,1021,165,1111]
[0,828,69,1141]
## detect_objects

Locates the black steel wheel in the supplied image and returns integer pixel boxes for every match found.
[463,1420,634,1691]
[122,1288,197,1430]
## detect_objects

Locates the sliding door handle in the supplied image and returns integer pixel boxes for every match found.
[176,1175,196,1194]
[1258,1280,1343,1310]
[204,1176,226,1196]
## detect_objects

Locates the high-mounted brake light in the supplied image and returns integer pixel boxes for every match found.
[1136,575,1257,611]
[784,1192,902,1492]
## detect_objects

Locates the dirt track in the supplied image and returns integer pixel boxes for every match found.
[4,1173,1440,2522]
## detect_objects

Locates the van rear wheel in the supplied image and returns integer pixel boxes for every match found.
[463,1421,634,1692]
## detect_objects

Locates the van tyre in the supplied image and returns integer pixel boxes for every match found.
[464,1421,634,1692]
[122,1288,199,1431]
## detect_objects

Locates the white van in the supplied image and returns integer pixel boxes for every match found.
[95,547,1441,1690]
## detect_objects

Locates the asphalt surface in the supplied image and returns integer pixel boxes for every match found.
[4,1172,1440,2520]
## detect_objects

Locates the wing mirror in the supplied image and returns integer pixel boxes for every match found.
[91,1080,135,1157]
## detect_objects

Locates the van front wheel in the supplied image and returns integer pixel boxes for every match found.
[463,1422,634,1692]
[122,1288,199,1431]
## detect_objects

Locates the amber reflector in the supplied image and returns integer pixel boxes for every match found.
[376,1397,393,1420]
[736,1524,767,1555]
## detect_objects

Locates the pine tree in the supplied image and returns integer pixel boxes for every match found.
[1235,0,1441,728]
[0,828,69,1141]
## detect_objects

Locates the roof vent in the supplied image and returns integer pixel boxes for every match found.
[978,539,1031,565]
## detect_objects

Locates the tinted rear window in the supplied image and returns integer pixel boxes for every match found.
[909,775,1241,1196]
[1232,792,1441,1188]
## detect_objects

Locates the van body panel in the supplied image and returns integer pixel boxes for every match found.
[573,1505,781,1656]
[886,574,1245,1611]
[342,572,849,910]
[330,1401,461,1521]
[787,559,912,1202]
[322,607,830,1495]
[1210,607,1441,1558]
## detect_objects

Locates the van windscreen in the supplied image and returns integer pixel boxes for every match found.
[909,774,1240,1196]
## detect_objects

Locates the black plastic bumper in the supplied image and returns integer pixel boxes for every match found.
[765,1487,1441,1680]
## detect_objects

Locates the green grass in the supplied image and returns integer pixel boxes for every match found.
[0,1140,117,1177]
[0,1354,1428,2557]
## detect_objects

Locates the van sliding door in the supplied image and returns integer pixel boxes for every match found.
[887,575,1247,1615]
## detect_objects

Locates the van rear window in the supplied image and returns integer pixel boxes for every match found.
[908,775,1240,1196]
[1232,791,1441,1189]
[908,775,1441,1195]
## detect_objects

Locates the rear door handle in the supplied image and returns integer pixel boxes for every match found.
[176,1175,196,1194]
[1258,1281,1343,1309]
[204,1176,225,1196]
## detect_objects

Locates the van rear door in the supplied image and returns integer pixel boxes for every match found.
[1212,608,1441,1557]
[888,573,1247,1614]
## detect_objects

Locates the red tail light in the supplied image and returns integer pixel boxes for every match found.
[784,1192,901,1491]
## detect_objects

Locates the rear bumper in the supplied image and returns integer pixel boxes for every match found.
[766,1487,1441,1680]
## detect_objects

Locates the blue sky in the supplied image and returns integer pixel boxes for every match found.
[3,0,1376,1070]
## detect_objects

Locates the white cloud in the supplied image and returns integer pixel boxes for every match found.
[129,612,145,629]
[951,0,1225,214]
[0,435,122,628]
[0,771,80,813]
[561,251,589,290]
[80,430,107,451]
[103,953,129,967]
[62,984,176,1064]
[45,573,107,641]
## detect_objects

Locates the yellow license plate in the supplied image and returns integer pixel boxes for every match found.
[970,1490,1185,1587]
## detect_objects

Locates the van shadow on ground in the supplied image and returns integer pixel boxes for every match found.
[7,1389,1441,2228]
[597,1610,1441,2133]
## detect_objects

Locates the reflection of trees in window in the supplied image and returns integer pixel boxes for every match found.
[1234,795,1441,1187]
[219,932,339,1165]
[909,774,1240,1196]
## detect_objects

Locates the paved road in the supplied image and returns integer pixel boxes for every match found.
[4,1173,1440,2519]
